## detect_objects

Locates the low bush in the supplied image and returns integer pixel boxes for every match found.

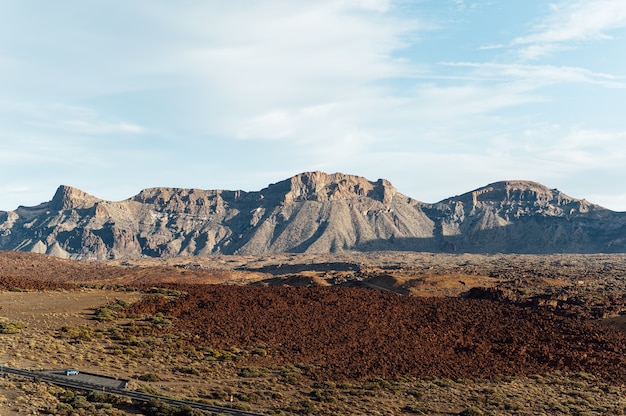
[0,320,27,334]
[93,299,129,321]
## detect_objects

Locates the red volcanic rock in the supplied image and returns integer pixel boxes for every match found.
[126,285,626,383]
[0,275,74,291]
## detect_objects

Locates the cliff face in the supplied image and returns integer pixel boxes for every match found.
[1,173,625,259]
[422,180,625,253]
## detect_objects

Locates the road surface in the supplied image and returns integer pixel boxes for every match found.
[1,366,266,416]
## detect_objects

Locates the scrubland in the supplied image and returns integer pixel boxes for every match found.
[1,251,626,415]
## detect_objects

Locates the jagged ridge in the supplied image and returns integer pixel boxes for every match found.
[1,172,625,259]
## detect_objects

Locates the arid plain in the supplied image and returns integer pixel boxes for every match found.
[2,251,626,415]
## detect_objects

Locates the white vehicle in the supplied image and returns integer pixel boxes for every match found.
[65,369,79,376]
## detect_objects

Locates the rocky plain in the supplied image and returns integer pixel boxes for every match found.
[1,250,626,415]
[1,172,626,415]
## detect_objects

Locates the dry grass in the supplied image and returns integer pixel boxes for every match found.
[1,287,625,415]
[2,251,626,414]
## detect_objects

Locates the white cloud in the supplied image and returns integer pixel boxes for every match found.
[345,0,391,12]
[512,0,626,59]
[450,0,480,11]
[60,120,146,135]
[1,1,626,213]
[350,149,567,202]
[478,44,505,51]
[347,123,626,210]
[445,62,626,88]
[0,99,147,136]
[524,126,626,169]
[147,1,420,139]
[411,83,541,116]
[228,55,624,157]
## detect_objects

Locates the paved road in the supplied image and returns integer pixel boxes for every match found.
[40,369,128,389]
[1,366,266,416]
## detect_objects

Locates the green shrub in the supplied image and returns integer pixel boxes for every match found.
[0,320,27,334]
[148,313,173,329]
[142,398,207,415]
[58,325,96,342]
[312,388,337,402]
[175,366,201,376]
[136,373,162,382]
[93,299,129,321]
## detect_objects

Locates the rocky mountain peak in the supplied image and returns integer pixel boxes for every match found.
[263,171,398,205]
[1,172,624,259]
[469,181,558,205]
[445,180,572,207]
[440,180,602,220]
[133,187,200,204]
[50,185,100,211]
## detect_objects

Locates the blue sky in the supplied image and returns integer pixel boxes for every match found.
[2,0,626,211]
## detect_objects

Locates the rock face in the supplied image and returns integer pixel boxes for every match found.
[423,180,626,253]
[1,172,625,259]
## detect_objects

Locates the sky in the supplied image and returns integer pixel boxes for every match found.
[1,0,626,211]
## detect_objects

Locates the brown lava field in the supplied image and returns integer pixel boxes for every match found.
[3,251,626,415]
[126,284,626,384]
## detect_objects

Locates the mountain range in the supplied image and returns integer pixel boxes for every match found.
[1,171,625,259]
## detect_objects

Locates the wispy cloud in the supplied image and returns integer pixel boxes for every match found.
[0,100,147,136]
[59,120,146,135]
[1,1,626,212]
[451,0,479,11]
[525,126,626,169]
[356,124,626,206]
[512,0,626,59]
[478,44,505,51]
[148,1,420,140]
[344,0,391,12]
[444,62,626,88]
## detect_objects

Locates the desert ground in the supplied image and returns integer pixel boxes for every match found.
[1,251,626,415]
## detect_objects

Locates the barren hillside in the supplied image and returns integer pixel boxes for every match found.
[2,172,625,259]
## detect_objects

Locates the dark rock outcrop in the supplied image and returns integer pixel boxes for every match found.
[1,172,625,259]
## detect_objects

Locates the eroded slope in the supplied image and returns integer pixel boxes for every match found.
[2,172,625,259]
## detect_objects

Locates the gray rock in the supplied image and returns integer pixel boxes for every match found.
[1,172,625,259]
